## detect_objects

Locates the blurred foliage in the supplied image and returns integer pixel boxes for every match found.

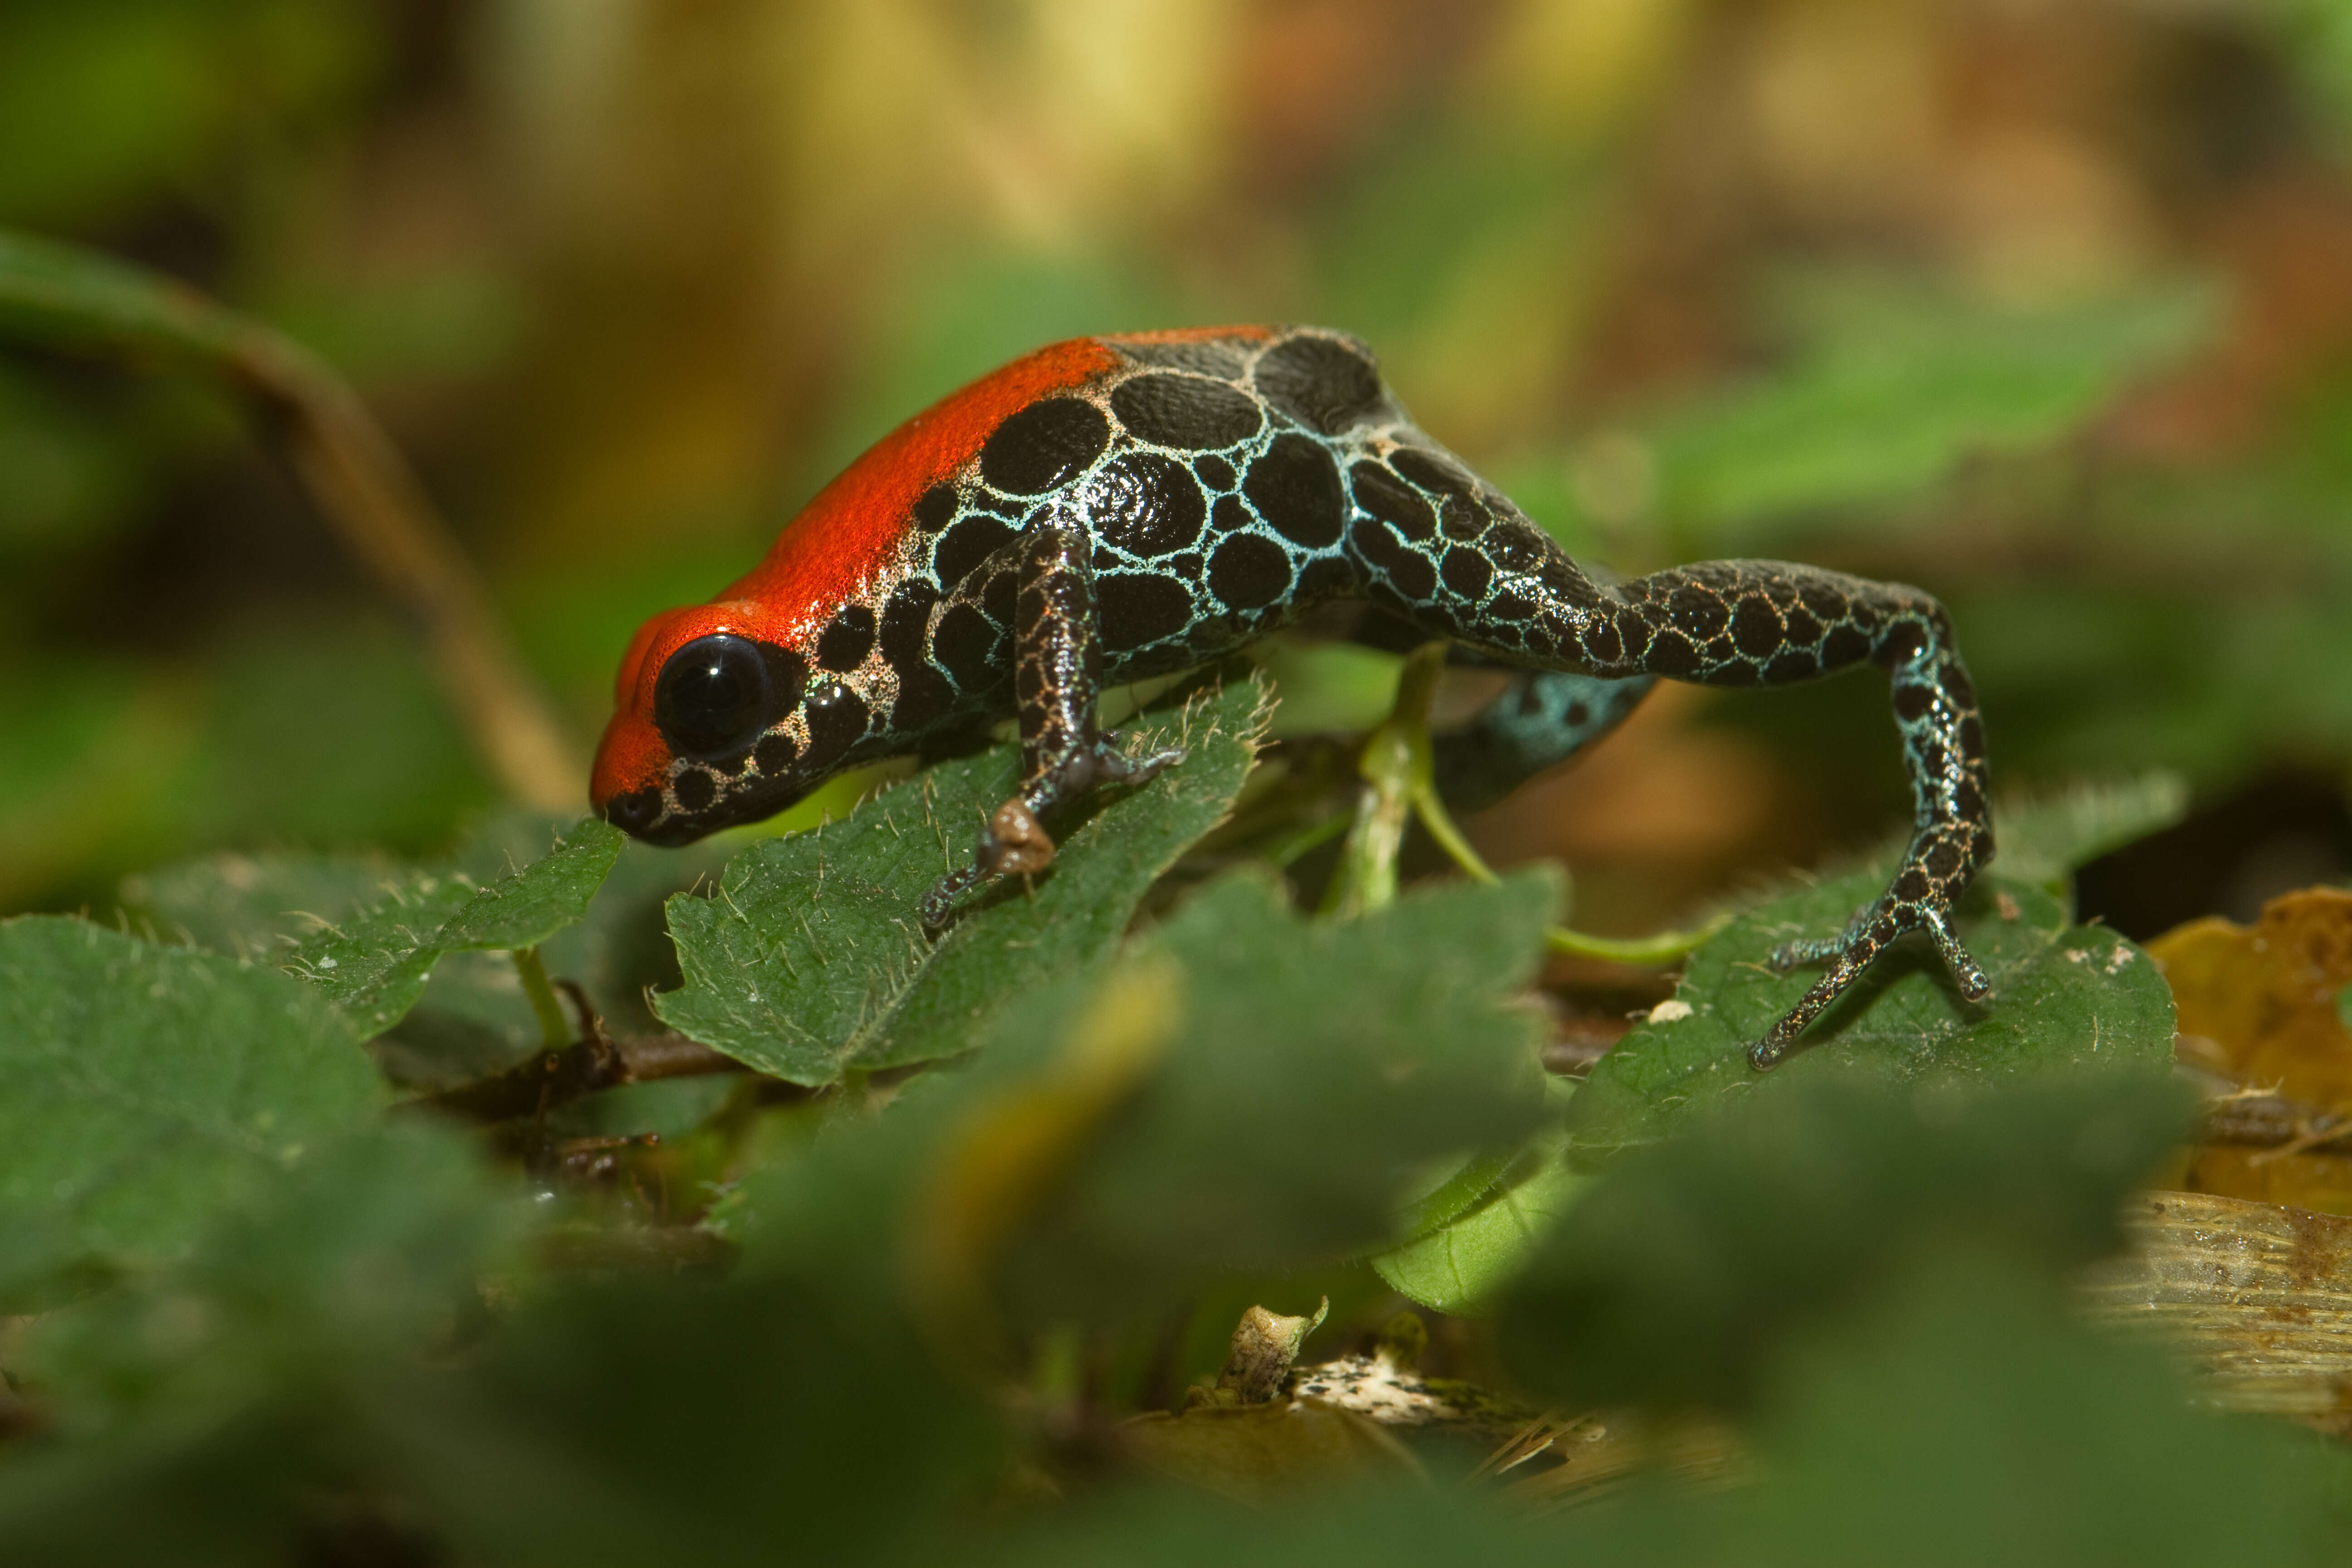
[0,711,2332,1560]
[4,0,2352,1560]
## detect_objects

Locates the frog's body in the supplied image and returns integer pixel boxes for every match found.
[593,325,1993,1067]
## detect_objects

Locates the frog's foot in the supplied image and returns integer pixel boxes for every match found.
[921,800,1050,932]
[1086,731,1186,789]
[1747,830,1993,1071]
[979,799,1058,877]
[918,738,1186,933]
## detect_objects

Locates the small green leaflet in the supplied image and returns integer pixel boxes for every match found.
[286,817,625,1038]
[1369,1073,1587,1315]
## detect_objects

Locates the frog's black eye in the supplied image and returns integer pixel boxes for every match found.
[654,634,789,758]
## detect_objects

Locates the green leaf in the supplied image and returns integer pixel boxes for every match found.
[1499,1071,2195,1412]
[0,1120,522,1563]
[24,1121,515,1436]
[1651,272,2218,541]
[0,915,379,1293]
[128,817,730,1081]
[1991,772,2190,891]
[729,865,1560,1332]
[120,848,398,960]
[0,226,252,362]
[1567,867,2177,1161]
[653,679,1267,1084]
[1370,1127,1586,1316]
[285,817,624,1038]
[380,1268,1004,1568]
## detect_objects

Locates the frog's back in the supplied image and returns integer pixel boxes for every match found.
[701,325,1431,666]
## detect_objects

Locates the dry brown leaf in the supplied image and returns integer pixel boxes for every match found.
[2081,1191,2352,1436]
[2148,889,2352,1212]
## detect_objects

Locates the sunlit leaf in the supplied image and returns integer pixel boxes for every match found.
[654,679,1266,1084]
[1370,1134,1586,1316]
[1568,866,2176,1160]
[285,817,624,1038]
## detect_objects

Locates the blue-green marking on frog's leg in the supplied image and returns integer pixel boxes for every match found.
[598,326,1994,1070]
[1431,664,1655,813]
[1411,556,1994,1070]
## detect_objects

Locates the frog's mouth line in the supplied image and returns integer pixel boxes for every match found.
[601,768,820,847]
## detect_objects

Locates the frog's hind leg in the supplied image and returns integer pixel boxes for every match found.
[1431,660,1655,813]
[1386,545,1993,1070]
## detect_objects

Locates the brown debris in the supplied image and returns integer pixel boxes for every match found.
[1122,1299,1423,1505]
[2082,1191,2352,1436]
[2150,889,2352,1213]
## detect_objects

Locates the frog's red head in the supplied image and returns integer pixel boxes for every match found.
[591,599,827,844]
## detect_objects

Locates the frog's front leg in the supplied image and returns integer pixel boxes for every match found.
[919,516,1185,930]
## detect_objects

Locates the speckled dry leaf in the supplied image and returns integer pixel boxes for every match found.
[2080,1191,2352,1435]
[2150,889,2352,1213]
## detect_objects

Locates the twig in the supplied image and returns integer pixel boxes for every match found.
[402,1018,751,1126]
[2200,1090,2352,1154]
[0,229,580,809]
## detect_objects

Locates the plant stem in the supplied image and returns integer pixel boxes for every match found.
[1323,643,1450,918]
[0,229,581,810]
[1545,914,1732,966]
[1332,637,1725,966]
[512,946,573,1049]
[1408,772,1499,886]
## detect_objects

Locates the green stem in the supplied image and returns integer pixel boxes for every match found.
[1408,775,1499,887]
[1544,913,1732,966]
[1323,643,1450,918]
[1323,639,1718,970]
[511,946,572,1049]
[1262,811,1351,869]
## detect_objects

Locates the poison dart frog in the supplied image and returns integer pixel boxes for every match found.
[592,326,1993,1068]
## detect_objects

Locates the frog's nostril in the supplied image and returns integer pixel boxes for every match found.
[603,788,664,836]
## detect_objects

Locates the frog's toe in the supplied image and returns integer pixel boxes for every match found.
[1766,934,1844,973]
[1768,902,1877,974]
[1922,905,1993,1002]
[920,864,985,933]
[1093,733,1185,787]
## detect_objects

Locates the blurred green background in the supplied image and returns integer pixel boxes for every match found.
[5,0,2351,936]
